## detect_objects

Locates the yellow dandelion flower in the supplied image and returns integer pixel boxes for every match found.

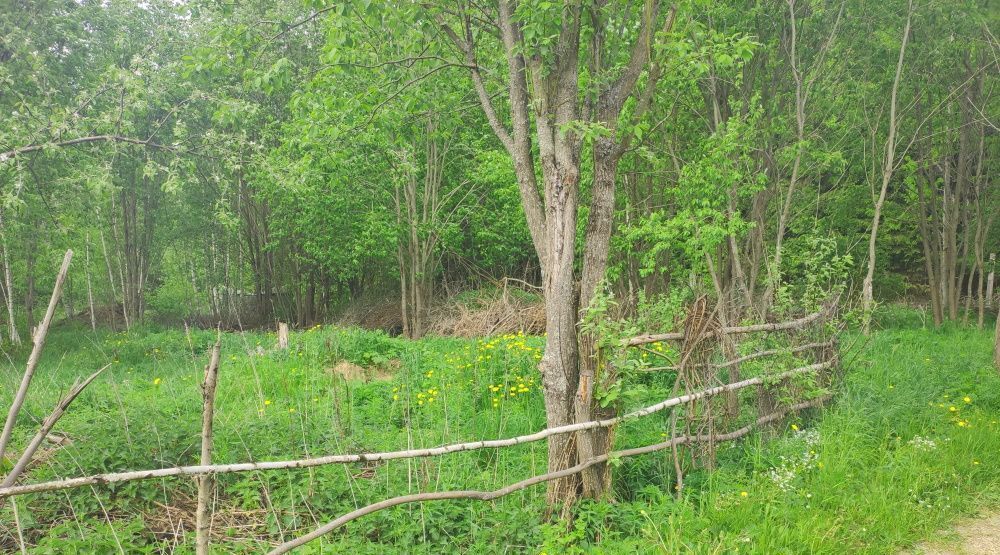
[392,394,399,401]
[949,406,957,412]
[418,400,424,406]
[791,424,799,431]
[740,491,748,498]
[963,396,972,404]
[264,399,272,406]
[153,377,162,385]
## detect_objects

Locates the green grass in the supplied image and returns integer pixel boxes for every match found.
[1,309,998,554]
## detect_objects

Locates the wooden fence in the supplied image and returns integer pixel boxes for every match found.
[0,254,839,553]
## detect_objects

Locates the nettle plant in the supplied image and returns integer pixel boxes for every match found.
[775,234,853,315]
[579,287,679,412]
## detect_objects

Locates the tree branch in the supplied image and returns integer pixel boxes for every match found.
[0,250,73,463]
[0,135,179,163]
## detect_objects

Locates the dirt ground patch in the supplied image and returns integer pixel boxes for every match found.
[910,512,1000,555]
[326,360,393,382]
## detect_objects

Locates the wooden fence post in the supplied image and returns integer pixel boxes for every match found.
[0,250,73,463]
[196,334,222,555]
[277,322,289,350]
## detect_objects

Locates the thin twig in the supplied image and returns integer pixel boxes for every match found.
[11,497,27,554]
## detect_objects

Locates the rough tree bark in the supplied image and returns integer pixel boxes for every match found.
[575,1,676,498]
[438,0,676,503]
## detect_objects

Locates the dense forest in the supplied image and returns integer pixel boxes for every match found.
[2,0,995,333]
[1,1,999,553]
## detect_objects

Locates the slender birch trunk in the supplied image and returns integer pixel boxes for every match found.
[861,0,913,332]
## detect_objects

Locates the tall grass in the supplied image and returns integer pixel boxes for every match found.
[0,309,997,553]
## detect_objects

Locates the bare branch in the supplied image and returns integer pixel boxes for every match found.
[626,306,831,346]
[0,250,73,463]
[0,136,179,163]
[1,365,107,490]
[268,6,338,41]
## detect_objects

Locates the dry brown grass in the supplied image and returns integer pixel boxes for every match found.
[336,285,545,338]
[426,287,544,337]
[145,490,270,545]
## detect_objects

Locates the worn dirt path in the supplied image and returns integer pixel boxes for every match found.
[911,513,1000,554]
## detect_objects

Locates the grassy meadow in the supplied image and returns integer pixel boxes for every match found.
[1,308,999,554]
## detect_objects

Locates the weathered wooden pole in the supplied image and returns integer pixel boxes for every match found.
[196,334,222,555]
[277,322,289,350]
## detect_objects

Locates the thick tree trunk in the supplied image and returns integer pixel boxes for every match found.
[540,163,582,505]
[445,0,672,507]
[574,147,618,499]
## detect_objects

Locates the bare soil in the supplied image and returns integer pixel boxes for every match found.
[911,513,1000,554]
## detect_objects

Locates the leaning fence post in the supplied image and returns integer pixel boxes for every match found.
[0,249,73,463]
[196,333,223,555]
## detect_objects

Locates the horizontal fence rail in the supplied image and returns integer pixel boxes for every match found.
[626,307,829,346]
[2,295,839,554]
[267,395,832,555]
[0,360,835,500]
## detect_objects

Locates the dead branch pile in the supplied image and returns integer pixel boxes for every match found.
[425,286,544,337]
